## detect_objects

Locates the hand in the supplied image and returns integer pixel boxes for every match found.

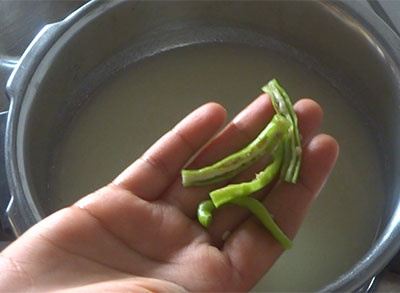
[0,94,338,292]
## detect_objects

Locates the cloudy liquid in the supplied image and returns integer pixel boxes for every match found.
[49,43,384,291]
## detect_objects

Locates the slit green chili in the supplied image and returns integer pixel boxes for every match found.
[197,200,216,228]
[197,195,292,249]
[182,114,290,187]
[182,79,301,250]
[262,79,302,183]
[230,197,293,249]
[209,142,284,208]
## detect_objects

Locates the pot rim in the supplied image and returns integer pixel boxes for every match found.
[5,0,400,291]
[4,0,111,237]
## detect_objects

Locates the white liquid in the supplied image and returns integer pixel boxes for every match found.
[49,44,384,291]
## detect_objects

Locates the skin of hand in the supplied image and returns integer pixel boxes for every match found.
[0,94,338,292]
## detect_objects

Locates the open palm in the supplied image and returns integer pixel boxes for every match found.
[0,94,338,292]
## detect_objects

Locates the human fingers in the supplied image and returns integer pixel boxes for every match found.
[164,94,275,215]
[208,99,323,244]
[113,102,226,201]
[222,134,339,289]
[189,94,275,169]
[57,277,187,293]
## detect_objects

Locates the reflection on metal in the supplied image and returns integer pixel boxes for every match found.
[384,203,400,243]
[322,1,386,59]
[6,25,53,93]
[0,59,18,70]
[365,275,377,292]
[4,197,19,237]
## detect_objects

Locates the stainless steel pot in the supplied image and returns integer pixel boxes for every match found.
[2,0,400,291]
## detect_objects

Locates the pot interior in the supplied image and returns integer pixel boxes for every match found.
[16,1,400,291]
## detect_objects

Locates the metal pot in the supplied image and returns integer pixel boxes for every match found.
[2,0,400,291]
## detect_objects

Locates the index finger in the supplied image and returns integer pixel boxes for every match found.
[113,102,227,201]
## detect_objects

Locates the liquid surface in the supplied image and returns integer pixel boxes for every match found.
[49,43,384,291]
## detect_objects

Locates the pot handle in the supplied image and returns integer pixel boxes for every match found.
[0,111,14,241]
[0,55,18,243]
[5,0,99,101]
[0,21,68,236]
[0,1,100,241]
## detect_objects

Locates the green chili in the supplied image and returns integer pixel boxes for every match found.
[230,196,293,249]
[209,142,284,208]
[197,195,292,250]
[183,79,301,250]
[181,114,290,187]
[262,79,302,183]
[197,200,216,228]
